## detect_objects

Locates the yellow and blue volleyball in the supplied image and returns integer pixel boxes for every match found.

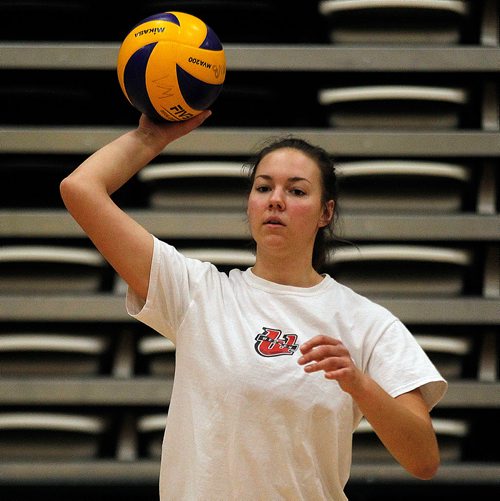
[117,11,226,122]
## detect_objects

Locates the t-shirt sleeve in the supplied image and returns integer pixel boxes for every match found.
[366,320,448,410]
[126,235,210,343]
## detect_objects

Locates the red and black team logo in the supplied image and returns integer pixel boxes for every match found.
[254,327,299,357]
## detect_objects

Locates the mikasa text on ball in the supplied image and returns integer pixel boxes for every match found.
[117,11,226,122]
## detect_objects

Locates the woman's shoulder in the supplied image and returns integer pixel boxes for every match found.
[327,276,398,324]
[153,237,234,288]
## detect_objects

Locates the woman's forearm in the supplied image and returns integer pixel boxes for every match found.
[350,376,440,479]
[63,111,212,196]
[298,335,440,479]
[64,127,170,196]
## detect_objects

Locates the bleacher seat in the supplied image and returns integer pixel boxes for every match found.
[318,0,471,44]
[327,245,473,296]
[0,412,108,459]
[0,245,108,294]
[318,85,469,129]
[336,160,473,212]
[0,332,110,376]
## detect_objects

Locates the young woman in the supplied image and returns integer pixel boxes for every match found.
[60,112,447,501]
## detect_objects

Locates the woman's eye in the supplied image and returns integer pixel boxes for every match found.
[291,189,306,196]
[256,186,270,193]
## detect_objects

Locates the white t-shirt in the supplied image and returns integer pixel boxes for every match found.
[127,236,447,501]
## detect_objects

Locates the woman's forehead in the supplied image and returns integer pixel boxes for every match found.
[256,148,320,179]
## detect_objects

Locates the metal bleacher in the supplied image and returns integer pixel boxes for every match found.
[0,0,499,500]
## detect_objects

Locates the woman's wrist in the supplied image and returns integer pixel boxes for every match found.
[342,370,372,401]
[133,125,171,158]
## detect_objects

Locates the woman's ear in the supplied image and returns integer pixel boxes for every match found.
[319,200,335,228]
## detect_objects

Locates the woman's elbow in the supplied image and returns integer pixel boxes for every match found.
[59,174,80,206]
[409,454,440,480]
[60,172,97,212]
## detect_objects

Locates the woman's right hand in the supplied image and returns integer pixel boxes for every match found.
[136,110,212,154]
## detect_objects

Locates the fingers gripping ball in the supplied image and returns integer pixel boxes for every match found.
[117,11,226,122]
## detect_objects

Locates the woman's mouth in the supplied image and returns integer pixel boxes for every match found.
[264,217,285,226]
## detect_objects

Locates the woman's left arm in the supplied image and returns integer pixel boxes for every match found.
[298,335,440,480]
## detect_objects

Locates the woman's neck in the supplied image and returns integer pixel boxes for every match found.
[251,249,323,288]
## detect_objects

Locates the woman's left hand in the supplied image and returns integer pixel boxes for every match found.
[299,335,440,479]
[298,335,365,395]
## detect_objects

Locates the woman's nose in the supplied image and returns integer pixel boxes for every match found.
[268,188,285,209]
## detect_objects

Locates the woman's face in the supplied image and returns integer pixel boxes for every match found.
[247,147,333,258]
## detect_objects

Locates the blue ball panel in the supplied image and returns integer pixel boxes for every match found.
[176,64,223,110]
[200,25,223,51]
[123,43,164,122]
[134,12,180,28]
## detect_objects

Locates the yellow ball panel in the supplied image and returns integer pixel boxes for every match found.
[116,20,179,87]
[169,11,208,48]
[176,45,226,85]
[144,42,196,121]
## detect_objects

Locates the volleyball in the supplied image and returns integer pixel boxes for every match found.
[117,11,226,122]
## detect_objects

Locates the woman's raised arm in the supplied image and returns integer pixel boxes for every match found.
[60,111,211,301]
